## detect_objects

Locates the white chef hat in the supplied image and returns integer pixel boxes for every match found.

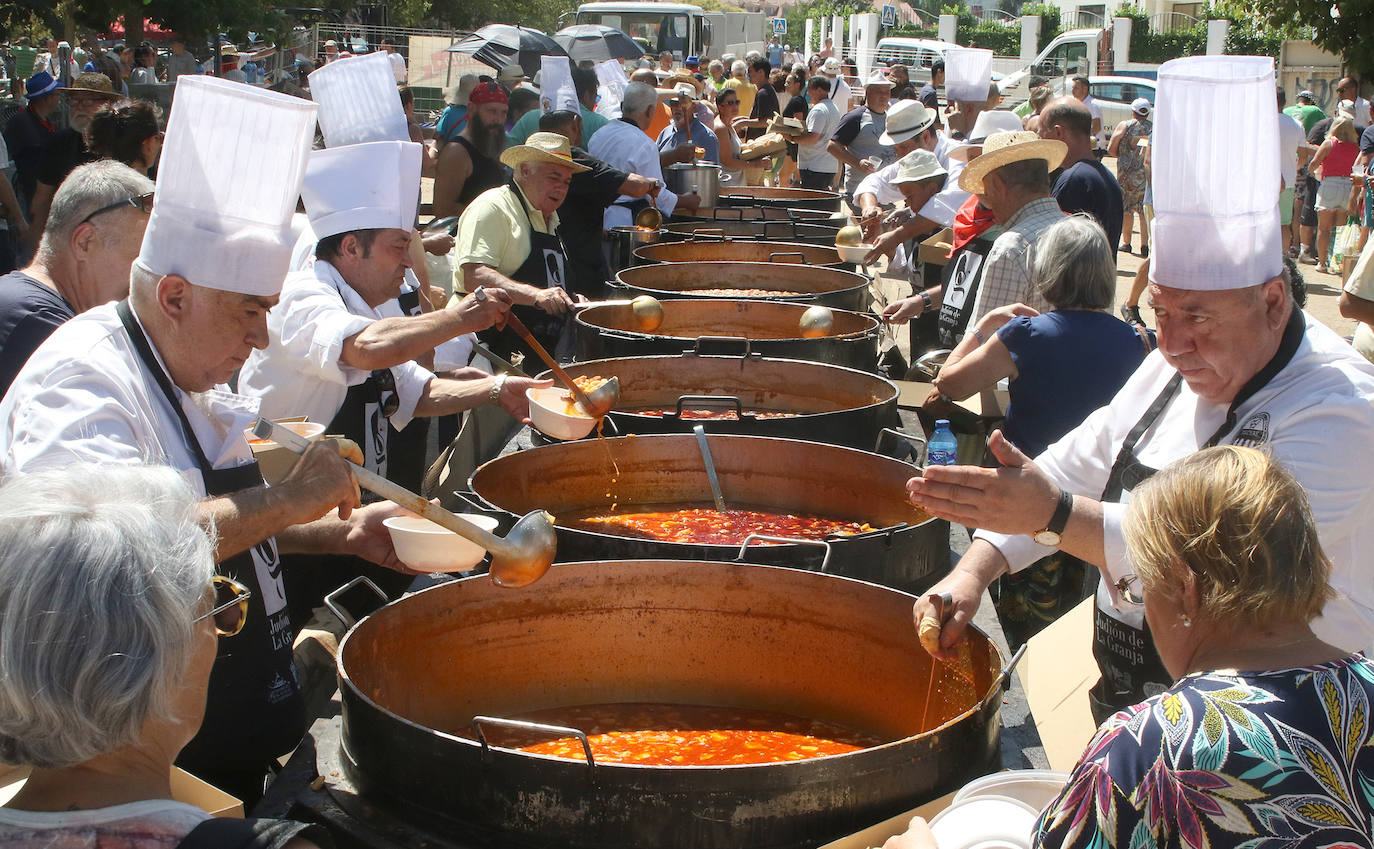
[301,140,423,239]
[308,51,410,147]
[1149,55,1281,291]
[135,76,317,297]
[943,47,993,102]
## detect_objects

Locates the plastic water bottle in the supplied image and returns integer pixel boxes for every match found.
[926,419,958,467]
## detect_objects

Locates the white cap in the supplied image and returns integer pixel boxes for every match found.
[822,57,842,74]
[864,68,892,88]
[1150,55,1281,291]
[944,47,993,102]
[302,140,423,239]
[135,76,317,297]
[1130,97,1151,116]
[309,51,409,147]
[947,110,1025,161]
[891,149,947,185]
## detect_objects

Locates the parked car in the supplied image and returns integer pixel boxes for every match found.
[874,37,1004,92]
[1050,75,1156,139]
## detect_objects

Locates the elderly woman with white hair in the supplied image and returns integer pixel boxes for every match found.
[887,445,1374,849]
[933,214,1153,646]
[0,464,328,848]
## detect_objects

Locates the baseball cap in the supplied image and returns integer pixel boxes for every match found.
[1131,97,1151,116]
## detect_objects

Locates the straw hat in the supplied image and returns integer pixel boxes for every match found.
[821,57,842,74]
[500,131,590,173]
[498,63,526,85]
[957,131,1066,194]
[864,68,892,88]
[65,72,120,100]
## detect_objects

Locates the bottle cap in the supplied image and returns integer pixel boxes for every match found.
[936,419,950,427]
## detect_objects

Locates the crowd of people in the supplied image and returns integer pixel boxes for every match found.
[1,28,1374,849]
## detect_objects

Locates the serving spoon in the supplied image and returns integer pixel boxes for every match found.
[252,418,556,587]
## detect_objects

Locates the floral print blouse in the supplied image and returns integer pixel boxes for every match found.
[1035,655,1374,849]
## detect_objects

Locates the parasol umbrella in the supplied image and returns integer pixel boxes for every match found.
[553,24,645,64]
[446,24,566,77]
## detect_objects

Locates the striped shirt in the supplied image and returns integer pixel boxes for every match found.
[964,196,1065,327]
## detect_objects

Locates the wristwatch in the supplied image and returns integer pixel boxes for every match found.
[1032,487,1074,546]
[919,289,933,315]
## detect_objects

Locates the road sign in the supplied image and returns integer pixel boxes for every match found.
[881,5,897,26]
[772,17,787,34]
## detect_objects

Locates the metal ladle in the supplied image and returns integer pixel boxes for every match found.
[252,418,556,587]
[798,304,834,338]
[505,311,622,418]
[634,194,663,230]
[693,425,727,511]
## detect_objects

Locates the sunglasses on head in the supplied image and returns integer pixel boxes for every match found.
[80,191,154,226]
[194,575,252,637]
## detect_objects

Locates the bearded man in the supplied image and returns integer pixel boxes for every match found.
[433,79,509,219]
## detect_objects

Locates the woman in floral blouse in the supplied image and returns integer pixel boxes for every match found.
[885,445,1373,849]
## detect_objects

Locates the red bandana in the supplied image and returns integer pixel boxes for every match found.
[949,193,997,256]
[469,81,509,105]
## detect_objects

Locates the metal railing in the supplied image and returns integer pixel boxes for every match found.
[1149,11,1202,33]
[1060,10,1105,29]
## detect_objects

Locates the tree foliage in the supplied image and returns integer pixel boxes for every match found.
[1250,0,1362,72]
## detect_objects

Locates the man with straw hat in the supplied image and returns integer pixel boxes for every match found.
[954,129,1066,324]
[455,131,591,362]
[22,71,121,255]
[909,56,1374,721]
[0,75,424,805]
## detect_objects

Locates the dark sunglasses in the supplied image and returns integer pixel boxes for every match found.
[80,191,154,226]
[194,575,252,637]
[372,368,399,418]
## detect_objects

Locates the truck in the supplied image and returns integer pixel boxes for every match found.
[571,2,766,62]
[997,28,1160,106]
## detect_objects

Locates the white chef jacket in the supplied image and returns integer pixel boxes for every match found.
[589,118,680,230]
[237,260,432,430]
[287,221,476,372]
[0,302,259,492]
[976,312,1374,653]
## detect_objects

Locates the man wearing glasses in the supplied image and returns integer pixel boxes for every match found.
[0,77,418,806]
[0,161,152,396]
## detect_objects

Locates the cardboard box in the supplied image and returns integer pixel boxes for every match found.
[918,227,954,267]
[0,764,243,818]
[893,380,1009,419]
[818,791,959,849]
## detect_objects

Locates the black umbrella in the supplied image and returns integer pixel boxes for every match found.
[553,24,645,64]
[446,24,566,77]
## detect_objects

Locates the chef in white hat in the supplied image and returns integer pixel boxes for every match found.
[0,76,419,804]
[239,56,544,494]
[907,56,1374,721]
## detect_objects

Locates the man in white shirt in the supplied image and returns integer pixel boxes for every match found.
[238,140,541,488]
[589,81,701,229]
[0,75,414,805]
[1070,75,1106,157]
[910,56,1374,722]
[1337,77,1371,131]
[795,75,842,190]
[821,56,851,111]
[381,39,406,82]
[1277,93,1307,256]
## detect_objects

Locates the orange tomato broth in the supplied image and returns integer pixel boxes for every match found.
[515,703,881,766]
[559,503,874,545]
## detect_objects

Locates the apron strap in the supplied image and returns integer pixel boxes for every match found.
[115,299,214,476]
[1100,372,1182,502]
[1201,307,1305,448]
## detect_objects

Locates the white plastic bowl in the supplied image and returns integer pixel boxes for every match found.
[244,421,328,484]
[527,386,597,441]
[383,513,499,573]
[954,770,1070,812]
[929,794,1040,849]
[835,243,874,264]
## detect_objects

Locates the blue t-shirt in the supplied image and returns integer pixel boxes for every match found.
[1051,158,1124,254]
[0,271,75,400]
[996,310,1151,457]
[435,104,468,144]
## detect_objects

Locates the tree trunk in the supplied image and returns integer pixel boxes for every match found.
[126,0,144,45]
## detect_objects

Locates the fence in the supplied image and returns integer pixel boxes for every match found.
[310,23,489,116]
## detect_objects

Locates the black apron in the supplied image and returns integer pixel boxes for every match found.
[283,283,430,620]
[1087,308,1307,723]
[115,301,305,806]
[936,235,994,349]
[478,180,572,363]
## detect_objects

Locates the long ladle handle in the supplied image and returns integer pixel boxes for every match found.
[693,425,727,512]
[252,418,517,560]
[492,299,599,416]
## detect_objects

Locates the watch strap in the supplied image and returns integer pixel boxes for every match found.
[1045,487,1073,536]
